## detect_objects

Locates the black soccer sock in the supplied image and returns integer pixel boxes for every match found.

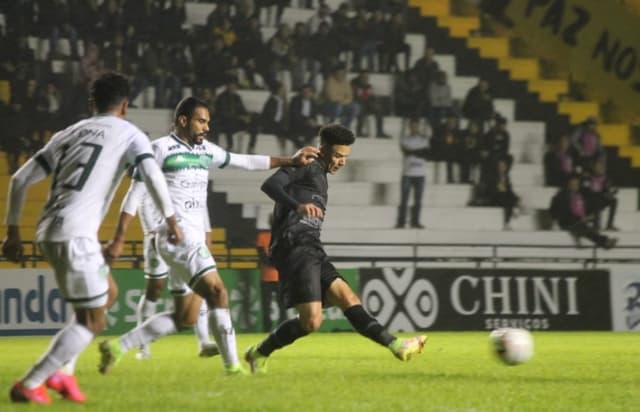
[343,305,395,347]
[257,318,309,357]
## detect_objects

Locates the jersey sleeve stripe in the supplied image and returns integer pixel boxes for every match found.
[220,151,231,169]
[134,153,154,166]
[35,154,52,175]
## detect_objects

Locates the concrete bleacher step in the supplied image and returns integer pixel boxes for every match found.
[517,186,637,211]
[511,210,640,232]
[269,205,505,230]
[320,228,640,246]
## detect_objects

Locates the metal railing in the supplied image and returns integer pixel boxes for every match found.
[3,240,640,269]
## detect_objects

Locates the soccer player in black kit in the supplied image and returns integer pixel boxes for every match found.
[244,124,427,373]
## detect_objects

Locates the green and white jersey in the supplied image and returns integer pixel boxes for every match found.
[151,134,231,232]
[35,115,153,241]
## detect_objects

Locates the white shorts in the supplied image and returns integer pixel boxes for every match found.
[39,238,110,308]
[156,225,217,296]
[143,234,169,279]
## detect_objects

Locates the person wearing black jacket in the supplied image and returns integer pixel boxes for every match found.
[260,81,288,155]
[549,173,617,249]
[214,76,258,152]
[243,124,427,374]
[288,84,319,147]
[582,158,618,231]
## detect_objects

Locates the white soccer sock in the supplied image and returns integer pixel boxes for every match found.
[194,300,212,346]
[119,312,177,353]
[22,321,94,388]
[208,308,239,367]
[136,294,158,326]
[60,355,78,375]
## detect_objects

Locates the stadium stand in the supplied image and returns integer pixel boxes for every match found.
[1,0,639,270]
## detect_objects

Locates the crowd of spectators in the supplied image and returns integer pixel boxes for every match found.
[545,116,618,247]
[0,1,622,243]
[0,0,413,167]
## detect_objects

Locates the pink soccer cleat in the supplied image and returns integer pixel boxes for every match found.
[10,381,52,404]
[46,372,87,403]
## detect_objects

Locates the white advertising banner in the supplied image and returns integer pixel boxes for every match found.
[0,269,73,335]
[609,265,640,332]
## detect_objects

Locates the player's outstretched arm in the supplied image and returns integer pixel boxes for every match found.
[269,146,319,168]
[224,146,319,171]
[136,158,183,245]
[2,157,50,262]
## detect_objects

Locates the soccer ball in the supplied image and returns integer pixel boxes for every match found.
[489,328,534,365]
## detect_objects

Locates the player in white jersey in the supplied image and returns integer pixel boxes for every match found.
[1,72,183,404]
[98,97,318,375]
[129,173,218,360]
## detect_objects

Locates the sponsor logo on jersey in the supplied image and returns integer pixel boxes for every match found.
[162,153,213,172]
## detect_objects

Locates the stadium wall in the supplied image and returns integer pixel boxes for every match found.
[0,267,638,335]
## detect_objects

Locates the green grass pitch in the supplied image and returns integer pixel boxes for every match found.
[1,332,638,411]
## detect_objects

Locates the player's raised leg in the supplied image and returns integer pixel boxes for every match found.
[134,276,166,360]
[11,240,113,403]
[99,291,201,373]
[194,299,220,357]
[193,270,243,374]
[327,278,427,361]
[245,301,320,374]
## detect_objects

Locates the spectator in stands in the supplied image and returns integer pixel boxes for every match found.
[462,78,494,132]
[213,17,238,48]
[583,158,618,231]
[289,83,320,147]
[351,71,389,138]
[308,21,340,85]
[308,2,333,34]
[428,70,453,128]
[412,47,440,93]
[331,2,356,61]
[80,42,102,85]
[396,117,430,229]
[101,31,136,76]
[161,0,188,43]
[195,35,232,90]
[290,22,312,91]
[214,75,258,153]
[459,121,482,183]
[206,2,232,30]
[238,58,266,90]
[260,80,289,155]
[5,100,29,173]
[432,115,461,183]
[382,12,410,72]
[550,173,617,249]
[266,23,294,82]
[97,0,125,43]
[481,115,512,178]
[352,9,381,72]
[394,69,426,119]
[544,134,577,187]
[571,116,605,171]
[42,81,62,138]
[483,158,521,230]
[322,63,360,128]
[234,15,264,66]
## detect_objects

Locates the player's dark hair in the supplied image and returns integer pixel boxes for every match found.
[319,124,355,146]
[90,71,130,113]
[174,96,209,124]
